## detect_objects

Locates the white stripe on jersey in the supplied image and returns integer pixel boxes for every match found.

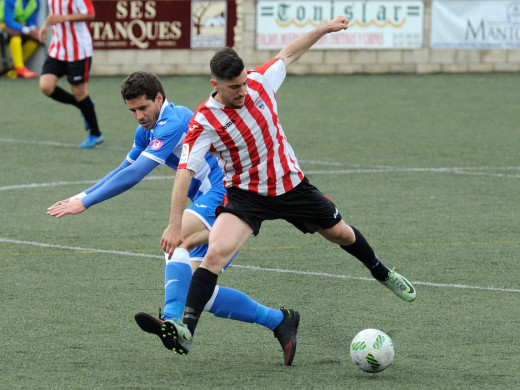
[182,58,304,196]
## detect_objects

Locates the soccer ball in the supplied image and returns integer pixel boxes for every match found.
[350,328,394,373]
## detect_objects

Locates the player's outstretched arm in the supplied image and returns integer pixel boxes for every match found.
[277,15,349,67]
[46,157,157,218]
[161,168,195,259]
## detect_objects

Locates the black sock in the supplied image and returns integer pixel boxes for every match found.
[183,267,218,335]
[341,226,390,282]
[77,96,101,136]
[49,86,78,106]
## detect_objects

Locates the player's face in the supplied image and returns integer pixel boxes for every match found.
[211,70,248,108]
[125,93,163,130]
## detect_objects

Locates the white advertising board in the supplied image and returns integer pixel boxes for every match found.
[431,0,520,48]
[256,1,424,49]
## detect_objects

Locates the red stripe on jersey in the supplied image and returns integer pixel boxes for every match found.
[55,40,61,57]
[241,82,278,195]
[70,23,79,61]
[62,27,68,61]
[252,57,280,75]
[201,108,243,188]
[247,81,278,191]
[48,1,56,55]
[67,0,77,61]
[179,112,207,170]
[223,106,261,193]
[248,77,296,194]
[84,0,95,13]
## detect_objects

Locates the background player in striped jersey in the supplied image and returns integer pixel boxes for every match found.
[47,71,297,364]
[38,0,102,149]
[160,15,417,362]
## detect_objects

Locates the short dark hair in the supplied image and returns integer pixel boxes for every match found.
[120,71,166,101]
[210,47,245,82]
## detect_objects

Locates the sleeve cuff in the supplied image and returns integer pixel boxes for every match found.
[69,192,87,201]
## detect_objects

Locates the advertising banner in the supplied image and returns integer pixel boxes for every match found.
[91,0,236,50]
[431,0,520,48]
[256,0,424,49]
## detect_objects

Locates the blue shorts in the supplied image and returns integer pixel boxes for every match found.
[186,189,236,269]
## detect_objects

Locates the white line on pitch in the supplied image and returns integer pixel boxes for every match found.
[1,237,518,294]
[0,137,127,151]
[2,165,519,192]
[0,176,173,191]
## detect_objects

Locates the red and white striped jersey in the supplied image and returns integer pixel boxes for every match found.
[46,0,94,61]
[179,58,304,197]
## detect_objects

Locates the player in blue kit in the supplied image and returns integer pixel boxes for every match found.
[47,71,299,364]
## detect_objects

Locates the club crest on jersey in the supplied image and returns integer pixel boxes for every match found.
[254,98,265,109]
[150,139,163,150]
[180,144,190,163]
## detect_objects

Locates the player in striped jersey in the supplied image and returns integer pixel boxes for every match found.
[160,16,416,361]
[37,0,102,148]
[47,71,294,363]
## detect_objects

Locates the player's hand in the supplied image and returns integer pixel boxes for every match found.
[161,224,184,259]
[47,198,86,218]
[328,15,350,32]
[38,25,47,42]
[47,198,70,210]
[28,28,40,41]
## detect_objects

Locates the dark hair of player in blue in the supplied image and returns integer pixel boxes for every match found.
[210,47,245,82]
[120,71,166,101]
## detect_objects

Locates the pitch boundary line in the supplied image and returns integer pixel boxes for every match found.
[1,237,519,294]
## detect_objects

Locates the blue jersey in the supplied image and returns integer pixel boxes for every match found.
[126,100,225,202]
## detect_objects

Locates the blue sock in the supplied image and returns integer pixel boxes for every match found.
[206,286,284,331]
[162,249,192,321]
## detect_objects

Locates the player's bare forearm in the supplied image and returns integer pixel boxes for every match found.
[277,15,349,67]
[161,168,195,258]
[43,12,94,27]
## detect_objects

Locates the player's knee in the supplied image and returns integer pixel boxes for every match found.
[39,79,54,96]
[326,221,355,245]
[204,246,231,271]
[340,224,356,245]
[39,83,53,96]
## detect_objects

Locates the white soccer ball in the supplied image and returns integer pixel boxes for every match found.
[350,328,394,373]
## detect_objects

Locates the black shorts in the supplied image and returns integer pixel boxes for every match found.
[41,55,92,85]
[217,177,342,235]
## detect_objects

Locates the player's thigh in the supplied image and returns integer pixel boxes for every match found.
[181,210,210,251]
[206,212,252,265]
